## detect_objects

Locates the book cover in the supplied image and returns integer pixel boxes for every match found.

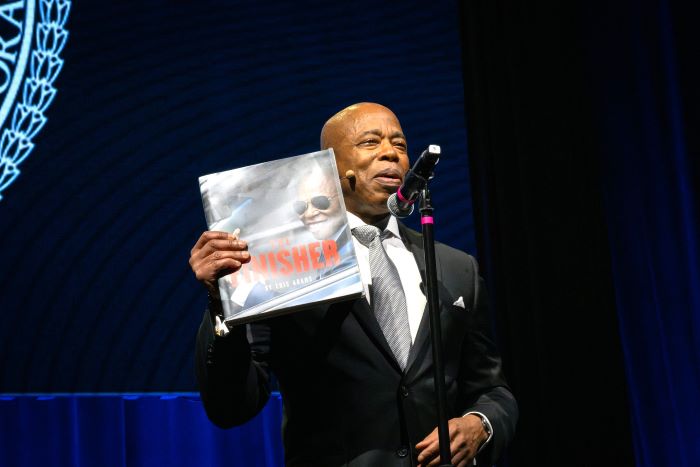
[198,149,364,326]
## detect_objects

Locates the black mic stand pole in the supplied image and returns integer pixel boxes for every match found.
[419,187,454,467]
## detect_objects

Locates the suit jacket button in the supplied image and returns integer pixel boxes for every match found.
[396,447,408,457]
[400,385,409,397]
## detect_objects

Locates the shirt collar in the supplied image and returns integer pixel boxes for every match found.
[347,212,401,239]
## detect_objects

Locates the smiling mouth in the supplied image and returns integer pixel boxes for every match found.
[304,216,330,225]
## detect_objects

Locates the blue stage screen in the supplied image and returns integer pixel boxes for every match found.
[0,0,476,392]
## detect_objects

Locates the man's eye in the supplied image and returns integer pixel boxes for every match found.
[360,140,378,146]
[394,142,407,150]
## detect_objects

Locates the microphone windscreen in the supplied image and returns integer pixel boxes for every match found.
[387,193,414,218]
[345,170,355,179]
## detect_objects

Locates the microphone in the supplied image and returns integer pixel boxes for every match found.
[341,170,355,180]
[387,145,440,218]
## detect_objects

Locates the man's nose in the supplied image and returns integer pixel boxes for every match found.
[377,139,399,162]
[302,206,320,218]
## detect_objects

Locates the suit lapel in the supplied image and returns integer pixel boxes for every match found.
[350,295,403,373]
[349,221,445,375]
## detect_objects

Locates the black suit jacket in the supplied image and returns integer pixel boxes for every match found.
[195,223,517,466]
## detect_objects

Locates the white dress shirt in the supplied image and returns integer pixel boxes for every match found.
[346,212,493,463]
[346,212,426,344]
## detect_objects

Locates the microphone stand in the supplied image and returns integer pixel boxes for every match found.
[419,187,453,467]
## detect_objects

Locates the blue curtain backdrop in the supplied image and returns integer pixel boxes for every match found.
[586,0,700,465]
[0,395,284,467]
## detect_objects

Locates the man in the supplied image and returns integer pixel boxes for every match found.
[293,167,356,276]
[190,103,517,466]
[294,168,344,241]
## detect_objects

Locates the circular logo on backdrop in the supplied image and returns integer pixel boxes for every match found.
[0,0,70,201]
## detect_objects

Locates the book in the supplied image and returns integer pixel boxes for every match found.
[198,149,364,326]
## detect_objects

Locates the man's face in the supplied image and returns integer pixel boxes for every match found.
[295,176,344,240]
[331,105,410,223]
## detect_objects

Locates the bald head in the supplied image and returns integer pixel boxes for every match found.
[320,102,400,150]
[319,102,410,225]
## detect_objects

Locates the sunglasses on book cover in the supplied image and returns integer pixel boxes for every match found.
[293,195,336,215]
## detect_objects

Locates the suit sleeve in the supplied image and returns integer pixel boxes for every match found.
[458,255,518,465]
[194,298,272,428]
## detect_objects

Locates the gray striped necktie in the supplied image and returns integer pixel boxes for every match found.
[352,225,411,369]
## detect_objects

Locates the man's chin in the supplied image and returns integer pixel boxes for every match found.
[374,193,393,208]
[308,224,332,240]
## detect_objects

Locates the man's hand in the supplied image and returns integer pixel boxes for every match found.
[189,230,251,295]
[415,415,488,467]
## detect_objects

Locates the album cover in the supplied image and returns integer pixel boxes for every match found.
[199,149,363,326]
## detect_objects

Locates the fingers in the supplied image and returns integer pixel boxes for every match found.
[191,230,228,255]
[417,419,477,467]
[198,251,249,275]
[189,230,250,289]
[190,233,248,264]
[416,427,437,449]
[190,242,250,270]
[416,429,439,466]
[206,238,249,254]
[425,453,443,467]
[191,230,246,256]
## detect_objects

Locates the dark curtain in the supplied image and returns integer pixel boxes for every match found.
[585,1,700,466]
[0,395,284,467]
[459,0,699,466]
